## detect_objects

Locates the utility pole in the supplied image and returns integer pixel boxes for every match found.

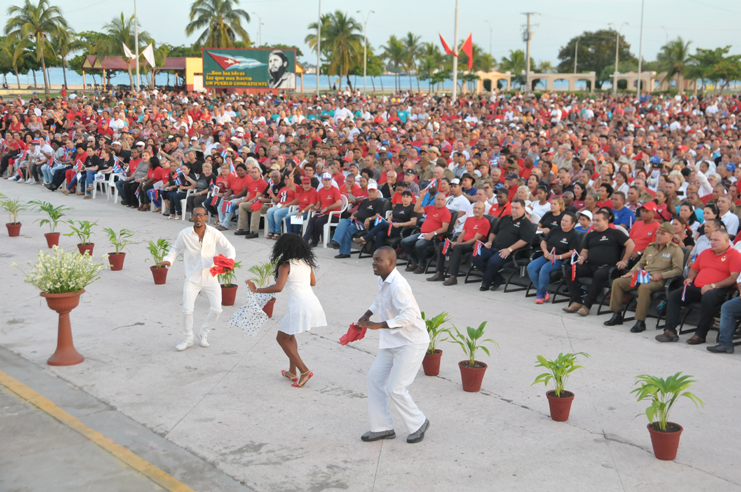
[637,0,645,96]
[522,12,535,94]
[609,22,628,95]
[574,38,580,73]
[316,0,321,96]
[451,0,460,102]
[251,12,262,46]
[357,10,375,96]
[134,0,140,91]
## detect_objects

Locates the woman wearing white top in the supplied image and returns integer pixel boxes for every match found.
[247,234,326,388]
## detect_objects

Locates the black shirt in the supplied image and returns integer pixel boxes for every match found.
[355,197,385,222]
[195,173,216,192]
[491,215,536,250]
[539,211,563,231]
[583,228,629,267]
[391,203,416,223]
[544,227,581,256]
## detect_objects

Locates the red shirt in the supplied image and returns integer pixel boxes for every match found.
[420,205,452,234]
[317,185,342,209]
[297,187,318,210]
[596,199,613,209]
[332,172,345,187]
[247,178,268,200]
[462,216,491,241]
[692,247,741,288]
[227,174,252,195]
[629,220,660,252]
[276,187,295,204]
[341,184,362,199]
[128,157,142,173]
[391,192,417,204]
[153,167,169,185]
[490,201,512,218]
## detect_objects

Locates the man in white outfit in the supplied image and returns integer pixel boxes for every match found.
[160,206,236,351]
[357,246,431,444]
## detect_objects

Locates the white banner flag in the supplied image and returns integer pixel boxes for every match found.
[122,43,135,59]
[142,43,155,68]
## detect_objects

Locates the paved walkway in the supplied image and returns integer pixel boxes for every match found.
[1,180,740,491]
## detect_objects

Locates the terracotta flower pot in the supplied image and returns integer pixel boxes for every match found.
[422,349,443,376]
[221,284,238,306]
[647,422,683,460]
[546,390,575,422]
[150,266,168,285]
[458,360,487,392]
[6,222,21,237]
[77,243,94,256]
[41,290,85,366]
[108,253,126,271]
[262,298,276,318]
[45,232,61,248]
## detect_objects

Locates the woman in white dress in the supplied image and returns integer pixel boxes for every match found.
[246,234,326,388]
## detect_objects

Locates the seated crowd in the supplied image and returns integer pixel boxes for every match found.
[3,87,741,354]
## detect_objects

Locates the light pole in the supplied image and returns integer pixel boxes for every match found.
[522,12,535,93]
[637,0,645,96]
[609,22,628,95]
[661,25,668,45]
[451,0,460,101]
[134,0,140,91]
[357,10,375,96]
[485,20,492,57]
[316,0,321,96]
[251,12,262,46]
[573,37,580,73]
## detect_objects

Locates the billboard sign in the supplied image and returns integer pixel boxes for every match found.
[202,48,296,90]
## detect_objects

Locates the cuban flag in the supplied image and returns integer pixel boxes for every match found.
[206,51,266,71]
[112,155,123,174]
[442,238,452,255]
[147,188,160,205]
[630,268,651,288]
[473,240,483,257]
[353,218,365,230]
[134,188,140,198]
[388,222,394,235]
[374,215,383,226]
[220,148,229,161]
[220,200,233,214]
[45,132,50,144]
[173,171,184,186]
[425,178,438,190]
[74,158,84,172]
[571,250,579,281]
[550,247,556,265]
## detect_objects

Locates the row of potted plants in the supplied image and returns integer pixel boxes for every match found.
[420,311,704,461]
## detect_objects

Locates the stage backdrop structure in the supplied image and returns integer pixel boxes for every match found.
[202,48,298,94]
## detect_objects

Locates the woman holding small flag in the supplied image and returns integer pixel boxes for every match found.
[527,212,581,304]
[354,190,418,252]
[163,163,197,219]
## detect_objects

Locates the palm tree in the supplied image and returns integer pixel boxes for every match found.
[305,14,332,88]
[499,49,533,89]
[321,11,362,90]
[657,37,692,93]
[185,0,250,48]
[50,30,82,89]
[380,35,405,91]
[98,13,151,88]
[417,42,444,93]
[143,42,170,89]
[0,37,26,89]
[4,0,69,94]
[403,32,422,91]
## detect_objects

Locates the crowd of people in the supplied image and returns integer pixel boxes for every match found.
[2,85,741,354]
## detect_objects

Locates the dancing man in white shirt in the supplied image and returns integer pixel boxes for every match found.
[357,246,431,444]
[159,207,236,351]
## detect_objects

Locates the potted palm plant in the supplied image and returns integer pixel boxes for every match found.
[1,197,27,237]
[29,200,71,248]
[421,311,451,376]
[103,228,134,271]
[12,247,109,366]
[146,239,171,284]
[532,352,589,422]
[449,322,499,392]
[218,260,242,306]
[631,372,705,461]
[247,260,278,317]
[64,220,97,255]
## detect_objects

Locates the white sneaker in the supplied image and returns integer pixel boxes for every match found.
[197,331,209,348]
[26,178,34,184]
[175,340,193,351]
[8,176,18,181]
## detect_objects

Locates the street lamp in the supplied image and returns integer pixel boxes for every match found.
[484,20,492,57]
[134,0,139,91]
[357,10,375,96]
[251,12,262,47]
[573,38,580,74]
[609,22,628,95]
[316,0,321,96]
[637,0,645,96]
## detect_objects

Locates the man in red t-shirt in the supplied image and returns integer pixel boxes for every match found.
[429,202,491,285]
[657,229,741,344]
[400,188,452,273]
[235,166,268,238]
[286,177,318,234]
[490,187,512,218]
[303,172,343,246]
[629,202,660,259]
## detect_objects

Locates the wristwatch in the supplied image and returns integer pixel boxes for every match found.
[508,247,513,253]
[711,283,717,289]
[433,231,438,237]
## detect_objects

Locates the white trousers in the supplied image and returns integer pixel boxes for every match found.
[367,343,427,434]
[181,281,222,342]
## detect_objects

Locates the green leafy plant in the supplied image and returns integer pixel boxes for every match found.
[631,372,705,432]
[103,228,134,254]
[217,260,242,287]
[422,311,451,355]
[1,198,27,224]
[532,352,589,397]
[29,200,71,234]
[449,321,499,367]
[64,220,98,245]
[12,246,109,294]
[146,239,171,268]
[247,259,278,288]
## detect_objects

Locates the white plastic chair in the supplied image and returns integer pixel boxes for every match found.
[109,173,124,203]
[91,172,110,200]
[323,194,349,248]
[181,189,195,221]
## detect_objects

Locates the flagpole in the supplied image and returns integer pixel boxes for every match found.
[451,0,459,102]
[134,0,140,91]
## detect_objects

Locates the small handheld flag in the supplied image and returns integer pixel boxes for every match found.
[353,218,365,230]
[630,268,651,288]
[571,250,579,281]
[550,247,556,265]
[388,222,394,235]
[220,200,232,214]
[174,171,184,186]
[134,188,140,198]
[374,215,383,226]
[682,283,687,301]
[112,155,123,174]
[473,240,483,257]
[425,178,438,190]
[442,238,451,255]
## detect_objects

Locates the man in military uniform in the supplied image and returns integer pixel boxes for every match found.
[267,50,296,89]
[603,222,684,333]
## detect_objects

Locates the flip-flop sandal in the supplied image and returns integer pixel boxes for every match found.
[281,370,298,382]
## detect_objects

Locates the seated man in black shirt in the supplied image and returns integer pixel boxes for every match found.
[471,199,536,291]
[564,209,635,316]
[354,190,417,252]
[332,181,386,258]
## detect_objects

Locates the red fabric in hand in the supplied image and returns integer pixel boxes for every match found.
[339,323,367,345]
[209,254,235,277]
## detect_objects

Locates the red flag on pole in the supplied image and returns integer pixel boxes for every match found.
[439,32,456,57]
[460,33,473,70]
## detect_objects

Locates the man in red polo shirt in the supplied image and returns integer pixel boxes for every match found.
[235,166,268,239]
[629,201,661,265]
[401,188,452,274]
[428,201,491,286]
[303,172,342,246]
[490,186,512,218]
[657,229,741,344]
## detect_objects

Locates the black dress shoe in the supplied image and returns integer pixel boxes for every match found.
[407,419,430,444]
[335,254,351,259]
[329,241,341,249]
[655,330,679,342]
[707,344,734,354]
[490,280,503,291]
[603,313,624,326]
[361,430,396,442]
[630,321,646,333]
[244,232,259,239]
[234,229,248,236]
[479,284,490,291]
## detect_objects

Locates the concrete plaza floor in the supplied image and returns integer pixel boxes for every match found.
[1,179,740,492]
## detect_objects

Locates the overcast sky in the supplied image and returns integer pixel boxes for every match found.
[1,0,738,65]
